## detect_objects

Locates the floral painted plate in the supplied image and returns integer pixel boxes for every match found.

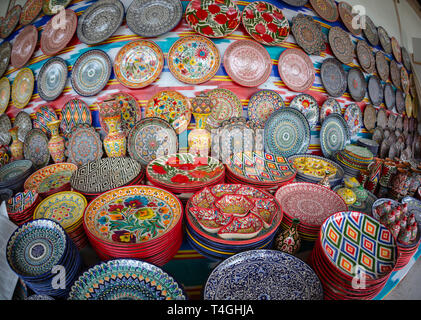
[11,68,34,109]
[344,103,363,139]
[11,25,38,69]
[356,40,375,74]
[247,90,285,129]
[289,94,319,129]
[114,40,164,89]
[0,114,11,146]
[33,105,58,137]
[378,26,392,54]
[37,57,68,102]
[291,13,326,56]
[206,88,242,130]
[264,107,311,158]
[127,117,178,166]
[60,99,92,137]
[320,113,350,159]
[309,0,338,22]
[320,58,347,98]
[0,41,12,79]
[320,98,341,124]
[278,48,315,92]
[224,39,272,87]
[0,77,10,115]
[20,0,43,25]
[347,67,367,102]
[126,0,183,38]
[384,83,395,111]
[376,51,389,82]
[185,0,241,38]
[338,1,362,36]
[0,5,21,39]
[71,49,112,97]
[43,0,72,15]
[168,35,220,84]
[14,111,32,143]
[368,75,383,106]
[329,26,354,65]
[242,1,290,46]
[145,90,192,134]
[65,125,103,167]
[23,129,50,169]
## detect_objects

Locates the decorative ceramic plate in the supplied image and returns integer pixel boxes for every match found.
[218,118,254,158]
[264,108,311,158]
[127,117,178,166]
[0,41,11,79]
[395,115,403,131]
[309,0,339,22]
[65,125,103,167]
[402,47,411,72]
[40,9,77,56]
[276,183,347,226]
[291,13,326,56]
[363,104,376,132]
[320,98,341,124]
[247,90,285,129]
[0,114,11,146]
[278,48,315,92]
[33,105,58,137]
[376,51,389,82]
[224,39,272,87]
[242,2,290,46]
[320,58,347,98]
[386,113,395,130]
[168,35,220,84]
[0,77,10,115]
[204,250,323,300]
[347,67,367,102]
[289,94,319,129]
[37,57,68,102]
[344,103,363,138]
[391,36,402,63]
[378,26,392,54]
[363,15,379,46]
[329,26,354,65]
[69,259,186,300]
[390,60,401,89]
[185,0,241,38]
[372,127,383,144]
[23,129,50,169]
[384,83,395,111]
[114,40,164,89]
[368,75,383,106]
[206,89,242,130]
[60,99,92,136]
[320,113,350,159]
[406,94,413,118]
[43,0,72,15]
[24,163,77,193]
[396,89,405,114]
[145,90,191,134]
[11,25,38,69]
[0,5,21,39]
[84,185,183,244]
[14,111,32,143]
[356,40,375,74]
[20,0,43,25]
[338,1,362,36]
[401,66,410,95]
[77,0,124,45]
[376,108,387,129]
[126,0,183,38]
[11,68,34,109]
[282,0,309,6]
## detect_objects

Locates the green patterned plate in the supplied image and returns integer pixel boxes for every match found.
[320,113,350,159]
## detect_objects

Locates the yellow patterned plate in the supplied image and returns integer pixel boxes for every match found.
[34,191,87,231]
[24,163,78,193]
[0,77,10,115]
[11,68,34,109]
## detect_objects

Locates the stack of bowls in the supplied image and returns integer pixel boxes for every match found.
[0,160,34,193]
[6,190,40,226]
[6,219,82,299]
[309,211,398,300]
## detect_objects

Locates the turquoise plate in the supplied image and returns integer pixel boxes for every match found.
[320,113,350,159]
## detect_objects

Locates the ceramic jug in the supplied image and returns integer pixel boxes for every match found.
[8,127,23,160]
[103,114,126,158]
[47,120,66,163]
[274,219,301,255]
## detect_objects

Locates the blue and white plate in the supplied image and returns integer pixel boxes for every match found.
[320,114,350,159]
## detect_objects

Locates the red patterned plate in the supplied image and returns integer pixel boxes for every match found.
[11,25,38,69]
[278,48,315,92]
[223,39,272,87]
[0,5,22,39]
[20,0,43,25]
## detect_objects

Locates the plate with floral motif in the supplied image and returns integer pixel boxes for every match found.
[206,88,242,130]
[291,13,326,56]
[242,1,290,46]
[65,125,103,167]
[320,58,347,98]
[185,0,241,38]
[344,103,362,139]
[289,94,319,129]
[248,90,285,129]
[278,48,315,92]
[320,98,341,124]
[329,27,354,65]
[13,111,32,143]
[356,40,375,74]
[0,5,21,39]
[347,67,366,102]
[23,129,50,169]
[20,0,43,25]
[168,35,220,84]
[114,40,164,89]
[309,0,339,22]
[11,68,34,109]
[0,77,10,115]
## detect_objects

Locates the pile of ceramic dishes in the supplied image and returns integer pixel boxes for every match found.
[335,145,374,177]
[332,185,378,216]
[203,250,323,300]
[289,154,345,188]
[0,160,34,193]
[275,183,348,242]
[225,151,296,193]
[6,219,82,299]
[70,157,144,202]
[83,185,183,267]
[33,191,88,250]
[146,153,225,196]
[6,190,40,226]
[357,138,379,157]
[309,211,398,300]
[185,184,283,261]
[68,259,186,300]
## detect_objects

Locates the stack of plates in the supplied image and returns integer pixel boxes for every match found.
[332,185,378,216]
[68,259,186,300]
[0,160,34,193]
[185,184,283,261]
[83,186,183,267]
[6,219,82,299]
[225,151,296,193]
[33,191,88,250]
[275,183,348,242]
[309,211,398,300]
[289,154,344,188]
[6,190,40,226]
[357,138,379,156]
[335,145,374,177]
[146,153,225,195]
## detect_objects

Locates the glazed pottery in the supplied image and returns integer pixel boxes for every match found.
[47,120,65,163]
[9,127,23,160]
[274,219,301,255]
[103,114,126,158]
[291,13,326,56]
[309,0,338,22]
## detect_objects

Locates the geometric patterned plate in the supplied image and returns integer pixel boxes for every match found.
[320,113,350,159]
[384,83,395,111]
[37,57,68,102]
[65,125,103,167]
[347,67,367,102]
[338,1,362,36]
[356,40,375,74]
[205,89,243,130]
[309,0,339,22]
[329,26,354,65]
[60,99,92,137]
[363,15,379,47]
[291,13,326,56]
[320,58,347,98]
[23,128,50,169]
[368,75,383,106]
[13,111,32,143]
[33,105,59,137]
[248,90,285,129]
[375,51,389,82]
[289,93,319,129]
[344,103,363,139]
